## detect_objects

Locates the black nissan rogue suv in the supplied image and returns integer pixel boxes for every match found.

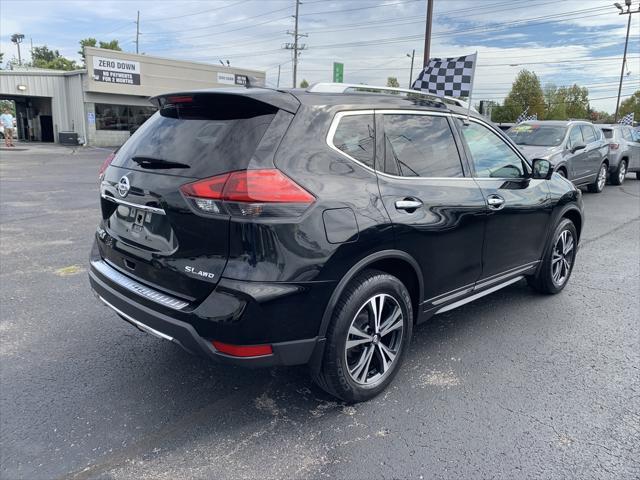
[89,83,584,402]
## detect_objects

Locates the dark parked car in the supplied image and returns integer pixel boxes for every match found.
[89,83,584,402]
[599,124,640,184]
[507,120,609,193]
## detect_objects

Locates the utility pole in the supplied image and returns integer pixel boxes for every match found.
[283,0,307,87]
[613,0,638,121]
[407,49,415,88]
[422,0,434,67]
[135,11,140,54]
[277,64,281,88]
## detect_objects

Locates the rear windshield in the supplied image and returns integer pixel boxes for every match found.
[507,124,566,146]
[601,129,613,139]
[112,94,277,178]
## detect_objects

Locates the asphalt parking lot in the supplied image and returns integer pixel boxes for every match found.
[1,144,638,480]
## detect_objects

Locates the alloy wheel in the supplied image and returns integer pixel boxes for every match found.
[597,164,607,191]
[345,294,404,385]
[551,229,575,286]
[619,162,627,184]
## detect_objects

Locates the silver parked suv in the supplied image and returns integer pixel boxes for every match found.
[599,124,640,185]
[507,120,609,193]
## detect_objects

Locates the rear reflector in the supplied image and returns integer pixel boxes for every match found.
[181,169,314,203]
[212,341,273,357]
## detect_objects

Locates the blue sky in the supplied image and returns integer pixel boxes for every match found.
[1,0,638,112]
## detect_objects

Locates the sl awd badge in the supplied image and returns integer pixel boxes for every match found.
[117,176,131,198]
[185,266,215,279]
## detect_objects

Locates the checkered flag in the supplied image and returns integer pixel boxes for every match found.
[516,107,530,124]
[618,112,634,125]
[525,113,538,121]
[412,53,477,98]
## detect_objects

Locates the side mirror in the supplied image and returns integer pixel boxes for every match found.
[532,158,553,180]
[570,143,586,154]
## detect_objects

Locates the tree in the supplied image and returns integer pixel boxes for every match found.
[618,90,640,120]
[386,77,400,88]
[78,38,97,63]
[543,83,567,120]
[99,40,122,51]
[502,69,546,121]
[79,38,122,64]
[0,52,4,69]
[299,79,309,88]
[560,84,589,119]
[31,45,78,71]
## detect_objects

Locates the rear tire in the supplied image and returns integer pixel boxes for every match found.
[527,218,577,294]
[587,163,607,193]
[312,269,413,403]
[610,160,627,186]
[556,167,567,179]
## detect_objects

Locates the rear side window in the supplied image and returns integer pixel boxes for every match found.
[112,95,277,178]
[622,128,633,141]
[602,129,613,139]
[382,114,463,177]
[580,125,596,143]
[332,114,375,168]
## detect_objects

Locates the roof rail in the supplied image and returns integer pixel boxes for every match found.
[306,82,446,104]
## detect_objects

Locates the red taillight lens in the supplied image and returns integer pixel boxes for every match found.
[180,169,315,217]
[181,169,314,203]
[212,341,273,357]
[166,95,193,104]
[180,172,230,199]
[223,170,315,203]
[609,143,619,150]
[98,152,116,179]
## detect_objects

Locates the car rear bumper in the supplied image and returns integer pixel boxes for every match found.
[88,262,324,368]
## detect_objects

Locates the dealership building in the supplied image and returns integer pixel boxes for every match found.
[0,47,265,147]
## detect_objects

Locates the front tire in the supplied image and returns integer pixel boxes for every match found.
[587,163,607,193]
[527,218,577,294]
[610,160,627,186]
[313,270,413,403]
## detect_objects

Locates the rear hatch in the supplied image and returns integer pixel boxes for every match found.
[97,90,298,303]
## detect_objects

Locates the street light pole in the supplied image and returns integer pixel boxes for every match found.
[10,33,24,66]
[422,0,434,67]
[407,49,415,88]
[614,0,638,122]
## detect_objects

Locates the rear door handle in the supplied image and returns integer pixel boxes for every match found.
[487,194,505,210]
[395,199,423,211]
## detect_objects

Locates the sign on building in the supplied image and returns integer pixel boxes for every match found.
[333,62,344,83]
[92,57,141,85]
[217,72,249,86]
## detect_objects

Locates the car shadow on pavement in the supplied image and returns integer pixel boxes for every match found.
[65,280,549,478]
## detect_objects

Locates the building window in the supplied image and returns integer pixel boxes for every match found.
[95,103,156,131]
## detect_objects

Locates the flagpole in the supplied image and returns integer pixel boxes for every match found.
[465,51,478,123]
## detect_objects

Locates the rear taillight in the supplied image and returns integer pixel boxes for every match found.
[212,341,273,357]
[180,169,315,218]
[609,143,619,150]
[98,151,116,181]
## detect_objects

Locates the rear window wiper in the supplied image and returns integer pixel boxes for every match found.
[131,156,190,169]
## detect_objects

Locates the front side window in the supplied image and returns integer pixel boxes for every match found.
[382,114,463,177]
[456,119,525,178]
[95,103,157,131]
[580,125,596,143]
[332,114,375,168]
[621,127,633,141]
[567,127,584,149]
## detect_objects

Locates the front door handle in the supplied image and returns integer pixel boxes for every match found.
[487,194,505,210]
[395,199,423,211]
